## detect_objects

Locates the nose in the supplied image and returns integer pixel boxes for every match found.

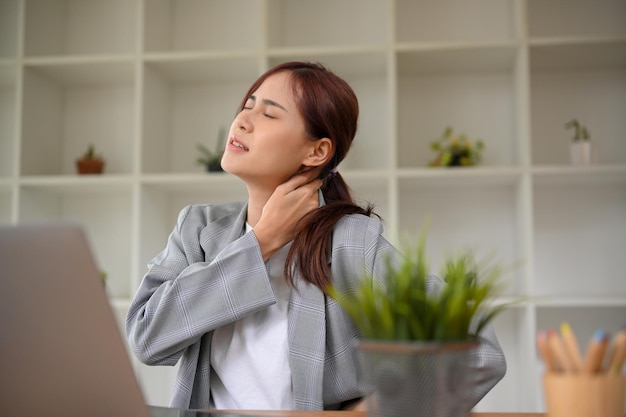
[235,111,252,133]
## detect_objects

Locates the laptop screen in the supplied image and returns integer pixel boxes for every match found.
[0,223,150,417]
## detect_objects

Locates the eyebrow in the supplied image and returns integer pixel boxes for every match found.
[248,95,288,112]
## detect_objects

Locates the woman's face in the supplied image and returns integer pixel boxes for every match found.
[221,71,315,188]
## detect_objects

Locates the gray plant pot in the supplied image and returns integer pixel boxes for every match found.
[357,340,479,417]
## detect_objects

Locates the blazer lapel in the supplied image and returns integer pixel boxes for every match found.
[199,202,247,260]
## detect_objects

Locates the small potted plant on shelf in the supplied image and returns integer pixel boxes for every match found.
[100,270,108,286]
[327,227,514,417]
[76,144,105,175]
[429,126,484,167]
[196,126,226,172]
[565,118,592,165]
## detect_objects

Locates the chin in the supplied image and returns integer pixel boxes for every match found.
[218,158,234,174]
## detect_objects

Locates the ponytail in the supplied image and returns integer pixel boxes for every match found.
[284,172,376,292]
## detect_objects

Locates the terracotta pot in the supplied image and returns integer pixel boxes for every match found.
[76,158,105,174]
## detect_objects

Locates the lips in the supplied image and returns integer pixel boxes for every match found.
[229,137,249,151]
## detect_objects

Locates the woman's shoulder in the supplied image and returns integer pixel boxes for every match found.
[333,212,385,245]
[178,201,246,227]
[335,212,384,233]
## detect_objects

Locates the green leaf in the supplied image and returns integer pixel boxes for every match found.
[327,224,518,342]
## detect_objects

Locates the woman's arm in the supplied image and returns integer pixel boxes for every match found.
[125,205,275,366]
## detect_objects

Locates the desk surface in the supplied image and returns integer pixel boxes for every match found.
[150,406,542,417]
[212,412,538,417]
[207,412,625,417]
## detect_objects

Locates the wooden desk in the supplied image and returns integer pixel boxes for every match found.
[211,411,541,417]
[150,405,576,417]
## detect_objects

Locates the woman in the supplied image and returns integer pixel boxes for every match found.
[126,61,506,411]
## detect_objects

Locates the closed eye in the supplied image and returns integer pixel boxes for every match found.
[242,96,255,110]
[242,95,287,117]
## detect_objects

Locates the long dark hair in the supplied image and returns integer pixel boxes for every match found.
[237,61,376,291]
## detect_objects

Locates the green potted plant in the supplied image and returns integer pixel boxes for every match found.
[429,126,484,167]
[76,144,105,175]
[100,270,108,286]
[196,127,226,172]
[565,118,592,165]
[327,228,513,417]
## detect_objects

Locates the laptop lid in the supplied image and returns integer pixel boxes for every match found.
[0,223,150,417]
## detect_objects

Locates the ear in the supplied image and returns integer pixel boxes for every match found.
[302,138,333,168]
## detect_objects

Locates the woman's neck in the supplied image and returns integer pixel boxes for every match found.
[244,185,274,227]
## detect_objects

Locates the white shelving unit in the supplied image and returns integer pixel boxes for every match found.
[1,0,625,411]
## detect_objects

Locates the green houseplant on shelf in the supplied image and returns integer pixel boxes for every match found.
[327,228,513,417]
[76,144,105,175]
[196,126,226,172]
[429,126,484,167]
[565,118,592,165]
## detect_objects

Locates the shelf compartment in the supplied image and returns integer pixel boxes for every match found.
[530,38,626,71]
[271,51,390,171]
[532,181,626,298]
[397,177,526,296]
[395,0,518,44]
[267,0,387,49]
[20,61,136,176]
[17,183,134,298]
[528,0,626,39]
[530,62,626,165]
[396,47,521,168]
[142,55,262,83]
[396,44,519,74]
[0,64,17,177]
[268,50,387,78]
[0,0,19,59]
[144,0,262,53]
[142,57,260,174]
[24,0,137,57]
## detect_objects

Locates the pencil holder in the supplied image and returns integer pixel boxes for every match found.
[543,373,625,417]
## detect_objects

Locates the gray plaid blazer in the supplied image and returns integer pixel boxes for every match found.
[126,201,506,410]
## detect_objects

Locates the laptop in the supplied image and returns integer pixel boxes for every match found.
[0,223,277,417]
[0,223,155,416]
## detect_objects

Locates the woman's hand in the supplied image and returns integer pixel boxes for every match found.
[341,397,369,411]
[253,172,322,260]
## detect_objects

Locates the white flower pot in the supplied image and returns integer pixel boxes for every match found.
[569,141,592,165]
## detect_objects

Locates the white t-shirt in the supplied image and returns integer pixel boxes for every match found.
[210,226,293,409]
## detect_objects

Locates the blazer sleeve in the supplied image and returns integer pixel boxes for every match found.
[125,205,276,366]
